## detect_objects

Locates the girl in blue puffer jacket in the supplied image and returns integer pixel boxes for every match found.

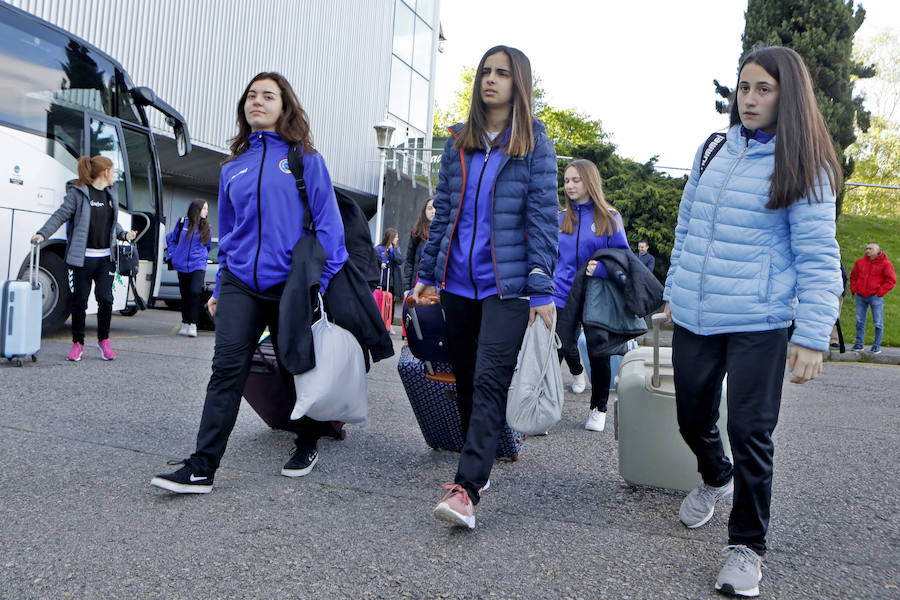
[165,199,212,337]
[411,45,558,530]
[663,46,843,597]
[553,159,629,433]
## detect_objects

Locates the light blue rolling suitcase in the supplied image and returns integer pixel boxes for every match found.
[614,314,730,492]
[1,245,42,366]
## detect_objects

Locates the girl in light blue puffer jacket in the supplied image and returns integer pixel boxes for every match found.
[662,46,843,597]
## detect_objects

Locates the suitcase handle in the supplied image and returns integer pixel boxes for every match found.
[650,313,666,387]
[28,243,40,290]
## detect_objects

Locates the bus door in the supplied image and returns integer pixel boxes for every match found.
[85,113,130,313]
[120,123,162,304]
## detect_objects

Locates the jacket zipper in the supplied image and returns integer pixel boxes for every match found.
[467,146,491,299]
[575,204,583,270]
[698,136,749,329]
[253,132,267,290]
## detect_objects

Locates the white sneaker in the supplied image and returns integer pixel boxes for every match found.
[177,323,189,336]
[571,371,587,394]
[188,324,198,337]
[585,408,606,432]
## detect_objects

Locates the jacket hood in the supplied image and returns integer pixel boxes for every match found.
[868,252,890,263]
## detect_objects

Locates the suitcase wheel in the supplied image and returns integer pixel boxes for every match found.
[14,359,23,367]
[31,354,37,363]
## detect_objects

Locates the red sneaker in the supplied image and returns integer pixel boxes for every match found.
[66,342,84,361]
[433,483,475,529]
[97,339,116,361]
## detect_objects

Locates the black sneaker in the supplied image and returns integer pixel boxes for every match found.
[150,459,214,494]
[281,447,318,477]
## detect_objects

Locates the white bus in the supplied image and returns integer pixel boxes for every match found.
[0,1,191,331]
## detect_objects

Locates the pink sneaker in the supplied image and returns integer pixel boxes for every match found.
[97,339,116,361]
[433,483,475,529]
[66,342,84,361]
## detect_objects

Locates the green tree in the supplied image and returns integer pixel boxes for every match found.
[432,66,475,136]
[848,31,900,185]
[714,0,875,214]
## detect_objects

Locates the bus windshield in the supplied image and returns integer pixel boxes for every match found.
[0,6,142,137]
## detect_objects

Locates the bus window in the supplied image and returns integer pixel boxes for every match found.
[121,127,156,214]
[116,72,141,123]
[44,104,83,175]
[89,118,128,209]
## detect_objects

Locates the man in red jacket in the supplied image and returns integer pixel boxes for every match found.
[850,242,896,353]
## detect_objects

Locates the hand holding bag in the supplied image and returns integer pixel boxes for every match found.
[291,295,368,428]
[506,309,565,435]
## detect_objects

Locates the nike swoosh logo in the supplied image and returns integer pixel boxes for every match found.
[189,475,208,482]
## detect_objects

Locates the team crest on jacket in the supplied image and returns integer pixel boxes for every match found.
[278,159,291,174]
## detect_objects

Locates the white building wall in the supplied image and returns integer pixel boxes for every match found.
[8,0,407,195]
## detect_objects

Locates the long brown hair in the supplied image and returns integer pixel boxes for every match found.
[410,197,434,243]
[228,72,315,159]
[75,155,113,187]
[185,198,211,246]
[379,228,398,249]
[560,160,619,237]
[729,46,842,209]
[454,45,535,157]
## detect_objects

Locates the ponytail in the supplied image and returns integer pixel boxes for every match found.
[75,155,114,186]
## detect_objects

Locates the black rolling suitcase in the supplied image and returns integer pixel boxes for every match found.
[243,334,345,440]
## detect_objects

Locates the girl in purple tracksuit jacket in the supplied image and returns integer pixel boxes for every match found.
[165,199,212,337]
[553,159,628,433]
[151,72,348,494]
[411,45,558,530]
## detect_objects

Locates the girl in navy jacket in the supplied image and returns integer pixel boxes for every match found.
[411,45,558,530]
[663,47,843,596]
[165,199,212,337]
[152,72,348,494]
[553,160,629,432]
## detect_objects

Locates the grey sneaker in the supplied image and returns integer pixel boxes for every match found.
[715,545,762,597]
[679,479,734,528]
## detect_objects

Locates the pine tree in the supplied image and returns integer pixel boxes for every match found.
[715,0,875,213]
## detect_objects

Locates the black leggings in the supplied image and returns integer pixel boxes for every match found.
[672,324,788,556]
[70,256,114,344]
[557,308,612,411]
[190,270,320,474]
[177,270,205,324]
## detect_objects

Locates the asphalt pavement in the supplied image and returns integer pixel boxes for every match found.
[1,308,898,599]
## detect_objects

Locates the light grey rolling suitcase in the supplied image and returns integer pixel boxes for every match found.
[1,245,42,366]
[614,313,730,492]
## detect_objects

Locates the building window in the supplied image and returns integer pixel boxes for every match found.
[389,0,434,141]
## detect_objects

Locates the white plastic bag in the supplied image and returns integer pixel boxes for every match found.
[291,296,368,428]
[506,311,564,435]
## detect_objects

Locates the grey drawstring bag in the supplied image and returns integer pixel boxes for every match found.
[292,294,368,428]
[506,310,564,435]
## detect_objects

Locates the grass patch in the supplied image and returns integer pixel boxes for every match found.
[836,214,900,347]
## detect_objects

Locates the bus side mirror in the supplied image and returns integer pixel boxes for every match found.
[132,86,192,156]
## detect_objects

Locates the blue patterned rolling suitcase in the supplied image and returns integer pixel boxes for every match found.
[397,346,523,460]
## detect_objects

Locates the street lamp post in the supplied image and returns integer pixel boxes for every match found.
[373,119,395,247]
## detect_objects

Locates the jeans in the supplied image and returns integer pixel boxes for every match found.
[855,294,884,347]
[672,325,788,556]
[441,291,530,505]
[177,270,205,324]
[70,256,114,344]
[190,270,320,474]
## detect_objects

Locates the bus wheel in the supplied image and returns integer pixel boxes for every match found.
[119,306,139,317]
[22,252,70,333]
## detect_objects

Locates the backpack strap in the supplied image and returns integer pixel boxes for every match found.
[173,218,185,245]
[287,143,314,233]
[698,132,727,179]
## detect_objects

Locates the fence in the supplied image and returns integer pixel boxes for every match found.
[842,183,900,218]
